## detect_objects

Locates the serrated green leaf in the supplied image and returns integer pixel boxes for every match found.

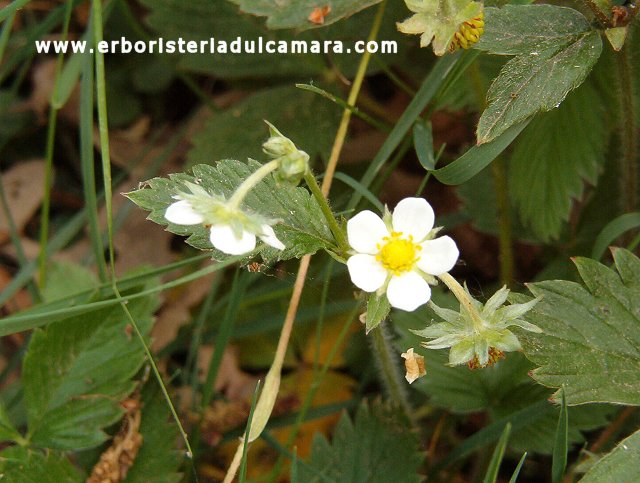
[475,6,601,143]
[365,292,391,333]
[580,429,640,482]
[123,380,182,483]
[519,248,640,405]
[476,5,595,55]
[508,83,607,241]
[229,0,381,30]
[297,401,422,482]
[394,307,613,454]
[23,284,160,450]
[127,161,334,263]
[188,86,340,167]
[0,446,83,482]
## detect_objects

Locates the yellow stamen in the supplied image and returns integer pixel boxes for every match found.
[376,231,421,276]
[449,13,485,53]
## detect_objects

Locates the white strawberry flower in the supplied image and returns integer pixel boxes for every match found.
[165,183,284,256]
[347,197,459,311]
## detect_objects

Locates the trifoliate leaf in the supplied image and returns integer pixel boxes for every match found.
[474,5,602,143]
[476,5,596,55]
[394,308,613,454]
[123,380,182,483]
[580,429,640,482]
[518,248,640,405]
[508,82,607,241]
[22,283,160,450]
[188,86,339,167]
[229,0,382,30]
[296,401,422,482]
[0,446,83,482]
[126,161,334,263]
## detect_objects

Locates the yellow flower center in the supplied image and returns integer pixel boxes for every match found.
[376,231,421,275]
[449,13,485,53]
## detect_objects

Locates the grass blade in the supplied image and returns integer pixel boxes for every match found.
[413,120,435,171]
[347,53,460,210]
[483,423,511,483]
[239,380,262,483]
[509,453,528,483]
[432,119,530,185]
[591,212,640,260]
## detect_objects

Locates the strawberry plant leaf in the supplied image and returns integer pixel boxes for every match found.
[126,161,335,263]
[23,282,160,450]
[517,248,640,405]
[297,401,422,482]
[580,429,640,482]
[475,5,602,143]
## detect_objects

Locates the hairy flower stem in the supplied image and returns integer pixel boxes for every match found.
[304,171,349,252]
[370,321,414,422]
[616,42,638,214]
[438,273,484,332]
[227,159,280,209]
[469,62,514,286]
[491,158,515,287]
[222,4,387,482]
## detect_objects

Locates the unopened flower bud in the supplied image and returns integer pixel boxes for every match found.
[276,149,310,185]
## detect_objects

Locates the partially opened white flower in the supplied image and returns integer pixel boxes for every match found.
[346,197,459,311]
[165,186,285,256]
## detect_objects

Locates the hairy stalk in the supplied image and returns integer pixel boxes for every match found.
[581,0,611,27]
[370,321,414,422]
[616,41,638,214]
[438,273,484,331]
[227,159,280,208]
[221,3,387,481]
[470,62,514,286]
[91,0,195,467]
[491,158,515,286]
[304,171,349,252]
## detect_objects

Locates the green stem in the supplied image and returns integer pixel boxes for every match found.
[491,158,515,287]
[92,0,194,463]
[370,321,413,422]
[38,0,73,287]
[616,41,638,214]
[470,62,514,286]
[304,171,349,252]
[438,273,484,332]
[227,159,280,209]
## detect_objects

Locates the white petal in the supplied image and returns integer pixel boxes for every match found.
[165,200,204,225]
[417,236,459,275]
[209,224,256,255]
[347,210,388,254]
[258,224,285,250]
[386,272,431,311]
[391,198,434,241]
[346,254,387,292]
